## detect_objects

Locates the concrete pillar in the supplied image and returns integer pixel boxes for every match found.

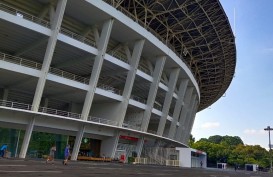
[3,88,9,100]
[179,95,197,142]
[44,98,49,108]
[175,87,194,141]
[168,79,189,139]
[32,0,67,112]
[140,56,166,132]
[70,125,85,161]
[81,19,114,121]
[181,101,198,143]
[101,131,120,158]
[19,0,67,159]
[157,68,180,136]
[19,117,35,158]
[2,88,8,106]
[116,39,145,126]
[136,136,145,157]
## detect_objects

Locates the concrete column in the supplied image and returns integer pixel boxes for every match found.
[32,0,67,112]
[3,88,9,100]
[179,95,197,142]
[136,136,145,157]
[81,19,114,121]
[44,98,49,108]
[181,101,198,143]
[117,39,145,126]
[19,0,67,159]
[168,79,189,139]
[101,131,120,158]
[70,125,85,161]
[140,56,166,131]
[19,117,35,158]
[175,87,194,141]
[2,88,8,106]
[157,68,180,136]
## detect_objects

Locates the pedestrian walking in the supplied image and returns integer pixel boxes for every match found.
[46,144,56,164]
[0,144,8,158]
[200,160,203,168]
[63,144,70,165]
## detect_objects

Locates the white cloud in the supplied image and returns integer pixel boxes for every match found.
[262,48,273,53]
[200,122,220,129]
[243,129,266,135]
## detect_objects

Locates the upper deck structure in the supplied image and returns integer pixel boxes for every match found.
[0,0,235,161]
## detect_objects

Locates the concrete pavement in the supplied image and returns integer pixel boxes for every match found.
[0,158,271,177]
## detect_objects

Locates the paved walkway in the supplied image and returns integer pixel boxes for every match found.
[0,158,271,177]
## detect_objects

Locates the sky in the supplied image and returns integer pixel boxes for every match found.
[192,0,273,149]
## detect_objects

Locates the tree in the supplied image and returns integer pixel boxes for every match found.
[188,134,195,147]
[191,135,270,168]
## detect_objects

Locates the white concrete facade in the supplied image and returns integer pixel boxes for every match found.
[0,0,205,160]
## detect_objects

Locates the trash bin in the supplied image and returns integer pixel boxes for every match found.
[128,157,135,164]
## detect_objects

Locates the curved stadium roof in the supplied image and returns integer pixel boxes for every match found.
[104,0,236,111]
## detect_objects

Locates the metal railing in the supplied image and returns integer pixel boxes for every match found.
[49,67,90,84]
[138,65,150,75]
[0,3,96,48]
[0,52,42,70]
[38,107,81,119]
[122,121,141,131]
[0,3,50,28]
[110,51,128,63]
[60,28,96,47]
[97,83,122,95]
[88,116,119,126]
[0,100,33,110]
[166,160,180,167]
[0,52,124,96]
[130,95,146,104]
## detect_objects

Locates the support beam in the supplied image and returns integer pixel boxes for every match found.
[19,0,67,159]
[81,18,114,121]
[157,68,180,136]
[178,94,197,142]
[2,88,9,100]
[19,117,35,158]
[182,102,198,144]
[175,87,194,141]
[136,136,145,157]
[140,56,166,132]
[116,39,145,126]
[32,0,67,112]
[70,125,85,160]
[168,79,189,139]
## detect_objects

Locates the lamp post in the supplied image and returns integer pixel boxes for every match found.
[264,126,273,172]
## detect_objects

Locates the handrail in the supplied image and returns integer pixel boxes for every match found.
[38,107,82,119]
[0,3,155,74]
[88,116,119,126]
[0,3,50,28]
[0,52,124,96]
[122,121,141,131]
[0,100,33,110]
[0,52,42,70]
[130,95,146,104]
[0,99,161,136]
[59,28,96,47]
[110,51,128,63]
[97,83,122,95]
[49,67,90,84]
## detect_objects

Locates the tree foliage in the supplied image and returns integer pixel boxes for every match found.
[190,135,270,168]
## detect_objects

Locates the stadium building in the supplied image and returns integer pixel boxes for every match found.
[0,0,236,162]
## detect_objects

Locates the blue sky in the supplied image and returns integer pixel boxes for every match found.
[192,0,273,149]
